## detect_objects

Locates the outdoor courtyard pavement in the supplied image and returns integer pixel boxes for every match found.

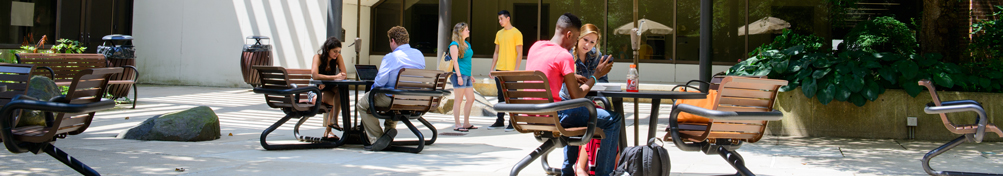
[1,85,1002,175]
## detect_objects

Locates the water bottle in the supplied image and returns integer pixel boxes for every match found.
[626,64,639,92]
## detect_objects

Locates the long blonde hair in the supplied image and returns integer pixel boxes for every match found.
[451,22,469,57]
[572,23,601,59]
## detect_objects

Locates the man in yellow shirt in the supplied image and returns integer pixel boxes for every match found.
[489,10,523,131]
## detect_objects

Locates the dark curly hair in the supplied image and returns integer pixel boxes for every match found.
[318,36,342,72]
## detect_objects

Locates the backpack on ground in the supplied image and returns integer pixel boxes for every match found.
[610,138,670,176]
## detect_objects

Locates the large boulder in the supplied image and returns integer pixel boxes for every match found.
[117,106,221,141]
[15,76,61,127]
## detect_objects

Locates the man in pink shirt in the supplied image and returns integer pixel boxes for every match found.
[525,13,619,176]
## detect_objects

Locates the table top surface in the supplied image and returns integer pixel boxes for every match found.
[597,90,707,99]
[310,80,374,85]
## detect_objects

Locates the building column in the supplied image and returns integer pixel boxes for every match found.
[328,0,343,40]
[437,0,452,67]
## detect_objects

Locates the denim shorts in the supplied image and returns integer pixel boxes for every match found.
[450,75,473,88]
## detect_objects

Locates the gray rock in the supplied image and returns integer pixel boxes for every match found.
[117,106,221,141]
[15,76,61,127]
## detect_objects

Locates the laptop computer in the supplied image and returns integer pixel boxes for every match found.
[355,65,378,81]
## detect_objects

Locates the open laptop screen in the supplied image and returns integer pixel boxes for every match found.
[355,65,378,81]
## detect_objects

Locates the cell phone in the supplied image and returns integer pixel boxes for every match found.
[604,55,614,63]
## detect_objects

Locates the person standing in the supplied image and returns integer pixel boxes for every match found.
[489,10,524,131]
[449,22,477,132]
[524,13,619,176]
[357,26,426,151]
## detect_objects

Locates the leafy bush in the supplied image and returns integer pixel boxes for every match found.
[728,44,961,106]
[50,39,87,54]
[749,29,829,57]
[838,16,917,55]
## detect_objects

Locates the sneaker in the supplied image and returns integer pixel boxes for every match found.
[505,124,515,132]
[488,117,505,128]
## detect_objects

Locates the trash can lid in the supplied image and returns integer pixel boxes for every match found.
[102,34,133,40]
[246,36,270,39]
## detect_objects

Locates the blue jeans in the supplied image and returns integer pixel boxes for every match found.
[560,105,621,176]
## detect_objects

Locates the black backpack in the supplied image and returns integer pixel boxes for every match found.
[610,138,670,176]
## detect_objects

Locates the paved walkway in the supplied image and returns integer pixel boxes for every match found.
[1,85,1001,175]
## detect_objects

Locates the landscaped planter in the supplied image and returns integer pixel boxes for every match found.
[768,88,1003,141]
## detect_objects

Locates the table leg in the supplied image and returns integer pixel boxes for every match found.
[613,97,626,150]
[634,101,639,146]
[647,99,662,144]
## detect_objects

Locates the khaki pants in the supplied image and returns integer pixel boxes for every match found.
[357,92,394,144]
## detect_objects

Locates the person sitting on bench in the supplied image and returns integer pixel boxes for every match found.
[357,26,426,151]
[526,13,620,176]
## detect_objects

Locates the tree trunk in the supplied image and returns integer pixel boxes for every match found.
[921,0,965,63]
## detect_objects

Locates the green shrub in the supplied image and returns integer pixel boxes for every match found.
[839,16,917,55]
[749,29,829,57]
[729,45,962,106]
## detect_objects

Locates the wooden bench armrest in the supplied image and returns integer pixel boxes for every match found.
[671,104,783,121]
[673,80,711,93]
[370,88,451,97]
[0,99,116,153]
[928,100,981,107]
[367,88,450,119]
[925,104,989,143]
[36,66,55,80]
[494,98,598,146]
[120,65,140,82]
[253,86,322,115]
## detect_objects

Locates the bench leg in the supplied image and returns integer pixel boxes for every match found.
[390,117,438,146]
[43,144,100,176]
[511,138,559,176]
[260,113,341,150]
[131,83,138,109]
[385,118,425,153]
[922,135,1003,176]
[716,146,753,176]
[540,151,562,175]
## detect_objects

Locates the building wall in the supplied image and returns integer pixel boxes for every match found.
[134,0,729,87]
[134,0,374,87]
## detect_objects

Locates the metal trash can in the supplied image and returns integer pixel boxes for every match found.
[97,34,136,99]
[241,36,272,87]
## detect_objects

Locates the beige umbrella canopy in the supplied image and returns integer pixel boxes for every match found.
[738,17,791,36]
[614,19,674,35]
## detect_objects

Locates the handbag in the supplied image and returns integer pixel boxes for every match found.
[437,51,454,73]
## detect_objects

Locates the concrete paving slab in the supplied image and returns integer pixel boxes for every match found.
[2,85,1002,175]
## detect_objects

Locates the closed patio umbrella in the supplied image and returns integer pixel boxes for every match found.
[738,17,790,36]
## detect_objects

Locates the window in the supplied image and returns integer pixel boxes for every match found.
[370,0,401,54]
[0,0,57,48]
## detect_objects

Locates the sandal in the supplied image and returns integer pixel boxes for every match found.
[328,124,344,131]
[463,125,478,130]
[453,127,469,132]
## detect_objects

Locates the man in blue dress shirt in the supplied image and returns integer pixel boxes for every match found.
[357,26,426,151]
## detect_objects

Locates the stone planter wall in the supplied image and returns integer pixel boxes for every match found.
[768,88,1003,141]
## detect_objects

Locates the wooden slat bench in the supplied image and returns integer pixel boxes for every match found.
[251,66,338,150]
[664,76,787,176]
[367,68,450,153]
[0,67,122,176]
[16,53,139,109]
[491,70,603,176]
